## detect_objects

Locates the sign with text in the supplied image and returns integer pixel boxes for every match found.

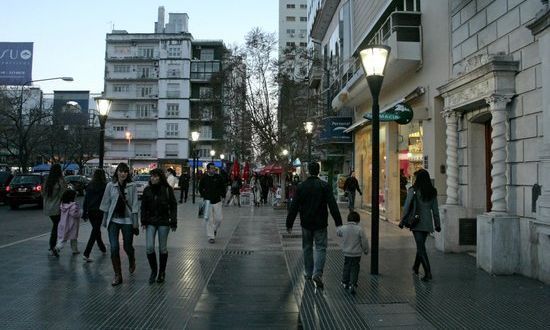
[363,102,413,124]
[319,116,352,143]
[0,42,33,85]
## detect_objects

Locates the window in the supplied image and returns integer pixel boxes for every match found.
[286,16,296,21]
[299,42,307,47]
[113,46,130,56]
[300,4,307,9]
[199,86,213,98]
[112,126,127,132]
[114,65,130,73]
[165,144,178,157]
[138,47,154,58]
[200,48,215,60]
[168,46,181,57]
[300,17,307,22]
[166,123,179,137]
[286,4,295,8]
[199,125,212,139]
[167,103,180,117]
[286,42,296,47]
[113,84,129,93]
[200,106,212,120]
[139,86,153,97]
[135,144,151,157]
[138,66,151,78]
[286,29,296,34]
[167,83,180,98]
[136,104,154,118]
[168,64,181,77]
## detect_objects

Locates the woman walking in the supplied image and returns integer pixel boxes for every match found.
[100,163,139,286]
[82,169,108,262]
[43,164,66,257]
[399,169,441,281]
[140,168,177,284]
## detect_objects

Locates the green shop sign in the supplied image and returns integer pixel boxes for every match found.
[363,103,413,125]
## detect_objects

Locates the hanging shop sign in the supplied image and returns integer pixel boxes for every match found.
[363,103,413,124]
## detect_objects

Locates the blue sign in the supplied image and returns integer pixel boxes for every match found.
[0,42,33,85]
[319,116,352,143]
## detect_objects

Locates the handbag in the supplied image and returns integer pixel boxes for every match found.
[401,189,420,228]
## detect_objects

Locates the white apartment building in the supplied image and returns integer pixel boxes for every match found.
[279,0,309,56]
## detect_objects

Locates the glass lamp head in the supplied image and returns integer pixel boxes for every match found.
[191,131,200,141]
[95,97,112,116]
[359,45,390,77]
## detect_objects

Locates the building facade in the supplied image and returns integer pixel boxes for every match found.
[103,7,225,174]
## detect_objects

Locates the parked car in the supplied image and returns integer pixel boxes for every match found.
[0,171,14,204]
[134,174,151,199]
[6,174,45,209]
[65,175,90,196]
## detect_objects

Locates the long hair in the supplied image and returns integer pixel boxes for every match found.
[149,168,169,187]
[112,162,132,184]
[90,169,106,187]
[412,169,437,201]
[61,189,77,204]
[45,164,63,197]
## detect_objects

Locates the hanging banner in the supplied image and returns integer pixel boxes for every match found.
[0,42,33,85]
[319,116,352,143]
[363,103,413,124]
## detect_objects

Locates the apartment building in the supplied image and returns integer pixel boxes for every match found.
[279,0,309,57]
[103,7,225,173]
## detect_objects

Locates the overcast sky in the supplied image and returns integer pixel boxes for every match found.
[1,0,278,93]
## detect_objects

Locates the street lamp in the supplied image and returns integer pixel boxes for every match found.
[125,131,132,165]
[359,45,390,275]
[304,121,314,163]
[210,149,216,162]
[95,96,111,169]
[191,131,200,204]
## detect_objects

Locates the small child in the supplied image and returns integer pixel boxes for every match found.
[55,189,81,255]
[274,185,282,206]
[338,211,369,294]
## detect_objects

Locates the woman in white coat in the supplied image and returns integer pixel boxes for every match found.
[100,163,139,286]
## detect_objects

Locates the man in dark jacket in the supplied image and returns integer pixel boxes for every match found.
[199,163,226,243]
[343,170,362,211]
[286,162,343,288]
[178,170,190,203]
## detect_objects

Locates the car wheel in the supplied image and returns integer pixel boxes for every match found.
[9,202,19,210]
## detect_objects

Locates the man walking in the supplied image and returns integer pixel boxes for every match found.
[199,163,226,243]
[179,170,190,203]
[344,170,362,211]
[286,162,343,288]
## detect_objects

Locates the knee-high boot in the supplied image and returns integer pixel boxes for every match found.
[157,253,168,283]
[111,255,123,286]
[147,253,157,284]
[420,255,432,281]
[128,252,136,274]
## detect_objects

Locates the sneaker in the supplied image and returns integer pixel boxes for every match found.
[312,276,324,289]
[341,281,349,289]
[208,238,215,244]
[349,285,357,295]
[82,255,93,262]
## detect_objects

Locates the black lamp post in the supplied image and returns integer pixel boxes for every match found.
[304,121,313,163]
[95,96,111,169]
[359,45,390,275]
[191,131,200,204]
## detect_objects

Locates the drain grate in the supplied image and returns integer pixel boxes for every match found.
[282,234,302,239]
[223,249,254,255]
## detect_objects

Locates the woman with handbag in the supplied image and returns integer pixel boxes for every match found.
[140,168,177,284]
[398,169,441,281]
[100,163,139,286]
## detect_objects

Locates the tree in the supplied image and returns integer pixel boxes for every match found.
[0,86,50,172]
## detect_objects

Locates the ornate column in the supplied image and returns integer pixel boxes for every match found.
[444,109,459,205]
[486,95,512,213]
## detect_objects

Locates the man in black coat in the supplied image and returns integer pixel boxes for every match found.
[286,162,343,288]
[199,163,226,243]
[178,170,190,203]
[344,170,362,211]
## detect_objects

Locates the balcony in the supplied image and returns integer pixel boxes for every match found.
[310,0,340,40]
[106,72,158,81]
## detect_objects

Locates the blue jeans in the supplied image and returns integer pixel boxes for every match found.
[146,225,170,254]
[342,256,361,286]
[347,191,356,210]
[108,222,134,259]
[301,227,328,278]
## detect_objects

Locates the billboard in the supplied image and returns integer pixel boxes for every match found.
[319,116,352,143]
[0,42,33,85]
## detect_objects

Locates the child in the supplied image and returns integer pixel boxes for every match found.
[274,185,282,206]
[55,189,81,255]
[338,211,369,294]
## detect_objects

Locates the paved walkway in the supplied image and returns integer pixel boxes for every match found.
[0,201,549,329]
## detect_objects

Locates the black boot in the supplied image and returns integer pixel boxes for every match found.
[412,255,420,275]
[157,253,168,283]
[147,253,157,284]
[111,255,123,286]
[420,255,432,281]
[128,253,136,274]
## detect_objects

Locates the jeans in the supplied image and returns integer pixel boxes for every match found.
[179,186,188,202]
[347,191,356,210]
[146,225,170,254]
[342,256,361,286]
[301,227,327,278]
[108,222,134,259]
[49,215,60,251]
[413,230,430,272]
[84,210,106,257]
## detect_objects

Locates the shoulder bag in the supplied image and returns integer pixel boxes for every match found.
[401,189,420,229]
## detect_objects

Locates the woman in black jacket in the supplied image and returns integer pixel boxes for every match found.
[82,169,108,261]
[141,168,177,284]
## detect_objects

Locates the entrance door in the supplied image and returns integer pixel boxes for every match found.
[484,121,492,212]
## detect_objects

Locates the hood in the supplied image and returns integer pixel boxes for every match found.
[60,201,77,212]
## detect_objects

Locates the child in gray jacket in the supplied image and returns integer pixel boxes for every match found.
[338,211,369,294]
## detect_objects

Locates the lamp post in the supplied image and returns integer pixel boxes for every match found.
[125,131,132,166]
[210,149,216,162]
[359,45,390,275]
[220,153,225,171]
[17,77,73,172]
[95,96,111,169]
[304,121,314,163]
[191,131,200,204]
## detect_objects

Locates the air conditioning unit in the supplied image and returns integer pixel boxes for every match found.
[154,62,159,67]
